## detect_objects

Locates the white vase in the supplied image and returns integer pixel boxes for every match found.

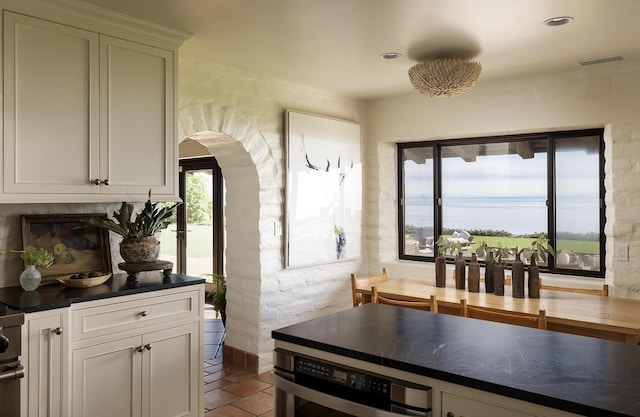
[20,265,42,291]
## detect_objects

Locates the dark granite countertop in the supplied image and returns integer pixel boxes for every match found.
[0,272,204,313]
[272,303,640,417]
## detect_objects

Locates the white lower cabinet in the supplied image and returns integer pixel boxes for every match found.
[442,391,538,417]
[438,385,580,417]
[71,323,200,417]
[21,309,67,417]
[19,285,203,417]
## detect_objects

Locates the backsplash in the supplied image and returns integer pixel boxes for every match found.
[0,202,123,288]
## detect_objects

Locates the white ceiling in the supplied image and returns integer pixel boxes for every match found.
[77,0,640,100]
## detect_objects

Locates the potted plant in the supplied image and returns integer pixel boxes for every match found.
[434,236,462,287]
[477,242,512,296]
[10,245,54,291]
[81,190,180,263]
[521,234,555,298]
[205,274,227,326]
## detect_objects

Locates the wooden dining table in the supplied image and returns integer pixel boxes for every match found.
[356,277,640,344]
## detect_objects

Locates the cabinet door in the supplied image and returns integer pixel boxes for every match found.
[71,336,142,417]
[442,391,538,417]
[99,35,176,196]
[24,312,65,417]
[142,323,200,417]
[3,11,100,194]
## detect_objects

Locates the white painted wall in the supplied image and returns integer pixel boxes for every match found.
[367,62,640,298]
[178,52,367,371]
[176,53,640,371]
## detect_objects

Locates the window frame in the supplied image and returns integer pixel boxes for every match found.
[397,128,605,278]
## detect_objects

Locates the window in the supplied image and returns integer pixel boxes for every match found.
[398,129,605,278]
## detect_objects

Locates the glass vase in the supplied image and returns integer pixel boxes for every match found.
[20,265,42,291]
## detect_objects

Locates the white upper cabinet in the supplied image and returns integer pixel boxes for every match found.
[99,36,174,196]
[0,1,189,202]
[3,12,100,195]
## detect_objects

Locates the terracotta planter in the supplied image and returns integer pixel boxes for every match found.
[120,236,160,263]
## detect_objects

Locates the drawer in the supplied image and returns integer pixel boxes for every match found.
[72,289,200,342]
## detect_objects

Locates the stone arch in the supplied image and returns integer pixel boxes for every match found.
[178,125,282,371]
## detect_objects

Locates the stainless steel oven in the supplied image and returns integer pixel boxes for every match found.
[0,310,25,417]
[271,349,432,417]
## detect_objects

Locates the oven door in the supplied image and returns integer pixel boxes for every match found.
[0,362,24,417]
[272,371,431,417]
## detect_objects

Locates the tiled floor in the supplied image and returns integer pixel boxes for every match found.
[204,305,274,417]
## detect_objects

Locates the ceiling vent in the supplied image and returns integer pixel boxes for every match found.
[578,55,625,66]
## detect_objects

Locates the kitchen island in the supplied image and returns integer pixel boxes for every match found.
[272,303,640,417]
[0,272,205,417]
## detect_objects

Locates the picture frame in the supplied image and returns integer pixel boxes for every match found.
[284,109,362,268]
[21,214,112,280]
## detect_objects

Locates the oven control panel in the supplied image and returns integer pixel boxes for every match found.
[295,356,390,395]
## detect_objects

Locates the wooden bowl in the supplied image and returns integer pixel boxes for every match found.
[57,272,112,288]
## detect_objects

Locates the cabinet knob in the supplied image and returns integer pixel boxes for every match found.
[140,311,148,317]
[0,334,9,353]
[102,179,109,185]
[447,412,455,417]
[135,346,144,353]
[144,343,152,351]
[52,327,62,335]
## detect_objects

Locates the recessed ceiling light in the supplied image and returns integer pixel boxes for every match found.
[380,52,402,60]
[544,16,574,26]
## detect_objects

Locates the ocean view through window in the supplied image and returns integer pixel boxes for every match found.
[398,129,605,278]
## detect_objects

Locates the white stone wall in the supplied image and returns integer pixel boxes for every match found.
[178,52,366,371]
[367,62,640,298]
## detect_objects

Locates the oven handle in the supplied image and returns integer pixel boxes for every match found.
[271,371,427,417]
[0,364,24,382]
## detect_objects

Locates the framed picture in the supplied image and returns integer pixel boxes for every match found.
[21,214,112,279]
[285,109,362,268]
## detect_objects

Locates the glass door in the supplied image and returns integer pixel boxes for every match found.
[160,157,224,277]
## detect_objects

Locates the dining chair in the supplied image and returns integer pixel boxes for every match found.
[539,279,608,296]
[460,299,547,329]
[372,286,438,312]
[350,268,389,307]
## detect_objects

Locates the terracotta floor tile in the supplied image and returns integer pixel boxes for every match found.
[231,391,274,415]
[222,370,253,384]
[204,379,227,392]
[204,388,241,410]
[255,372,272,383]
[205,311,278,416]
[223,378,272,397]
[204,404,254,417]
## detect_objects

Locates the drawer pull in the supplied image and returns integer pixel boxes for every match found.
[139,311,148,317]
[52,327,62,335]
[144,343,152,351]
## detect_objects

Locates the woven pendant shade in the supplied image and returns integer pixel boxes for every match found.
[408,58,482,97]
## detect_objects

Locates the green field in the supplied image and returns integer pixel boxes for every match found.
[468,236,599,255]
